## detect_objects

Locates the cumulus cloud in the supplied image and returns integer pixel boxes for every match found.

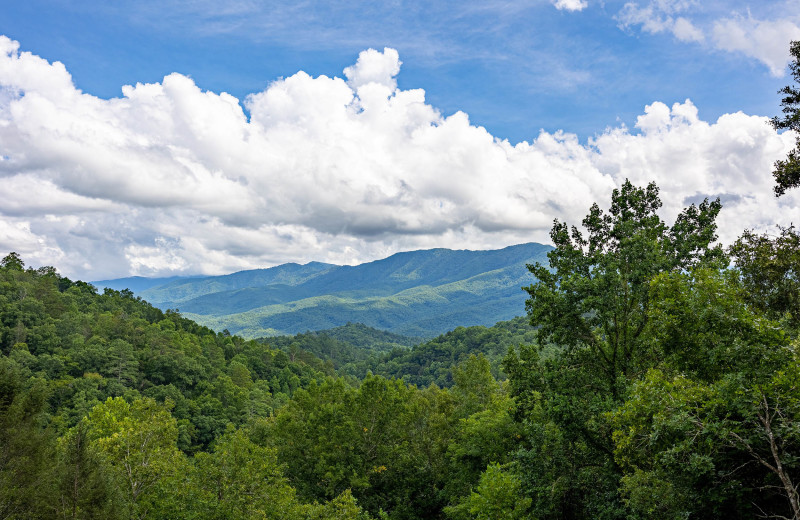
[592,99,798,241]
[552,0,588,12]
[0,37,796,279]
[343,47,402,90]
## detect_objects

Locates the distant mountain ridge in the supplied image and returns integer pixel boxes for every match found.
[94,243,552,338]
[92,275,204,293]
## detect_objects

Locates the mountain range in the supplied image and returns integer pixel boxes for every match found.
[94,242,552,338]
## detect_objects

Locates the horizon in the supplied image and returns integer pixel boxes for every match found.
[1,1,799,280]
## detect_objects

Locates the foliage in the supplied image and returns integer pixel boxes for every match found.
[610,363,800,520]
[0,253,530,519]
[525,180,723,397]
[445,463,530,520]
[188,428,303,519]
[729,225,800,329]
[0,256,330,452]
[261,322,418,372]
[260,354,516,520]
[646,268,789,381]
[264,375,451,519]
[772,40,800,196]
[609,259,799,518]
[0,357,54,519]
[362,316,537,387]
[0,254,370,519]
[505,180,724,519]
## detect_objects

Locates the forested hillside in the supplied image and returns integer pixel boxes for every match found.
[0,253,522,519]
[97,243,552,338]
[2,179,799,519]
[261,317,536,386]
[261,322,419,373]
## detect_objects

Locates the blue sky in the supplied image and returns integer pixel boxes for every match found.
[3,0,794,142]
[0,1,799,279]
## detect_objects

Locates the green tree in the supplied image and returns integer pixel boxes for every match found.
[303,489,371,520]
[611,370,733,519]
[0,358,54,519]
[611,364,800,520]
[85,397,187,519]
[729,225,800,329]
[0,252,24,271]
[104,339,139,386]
[732,356,800,520]
[267,375,457,520]
[510,180,724,518]
[611,266,797,519]
[52,422,119,519]
[190,428,301,519]
[445,463,530,520]
[646,268,788,381]
[525,180,723,398]
[445,390,519,505]
[451,354,500,418]
[772,40,800,196]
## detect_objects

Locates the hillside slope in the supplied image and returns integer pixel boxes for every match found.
[99,243,552,338]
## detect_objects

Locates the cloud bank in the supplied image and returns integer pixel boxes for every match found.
[0,36,796,279]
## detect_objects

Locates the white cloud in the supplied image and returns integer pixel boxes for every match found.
[672,17,704,43]
[712,16,800,76]
[592,99,798,244]
[344,48,402,91]
[616,1,704,42]
[552,0,588,12]
[0,36,796,279]
[616,1,800,74]
[0,217,64,269]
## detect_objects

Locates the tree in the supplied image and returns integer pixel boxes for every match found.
[729,226,800,329]
[451,354,501,418]
[510,180,724,519]
[0,252,24,271]
[445,387,519,505]
[524,180,723,398]
[85,397,187,519]
[610,266,797,519]
[52,422,119,519]
[727,378,800,520]
[0,358,54,519]
[190,428,301,520]
[646,268,788,382]
[444,463,531,520]
[611,362,800,520]
[104,339,139,386]
[772,40,800,196]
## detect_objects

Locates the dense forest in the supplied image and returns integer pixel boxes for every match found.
[2,41,800,520]
[264,317,537,387]
[0,247,528,519]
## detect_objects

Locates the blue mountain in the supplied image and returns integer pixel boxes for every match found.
[95,243,552,338]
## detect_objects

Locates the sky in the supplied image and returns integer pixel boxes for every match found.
[0,0,799,280]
